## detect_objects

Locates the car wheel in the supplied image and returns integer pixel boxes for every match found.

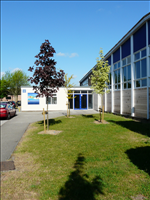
[7,113,10,120]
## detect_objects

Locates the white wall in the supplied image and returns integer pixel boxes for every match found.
[21,86,93,111]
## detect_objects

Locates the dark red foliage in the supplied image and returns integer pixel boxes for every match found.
[28,40,65,98]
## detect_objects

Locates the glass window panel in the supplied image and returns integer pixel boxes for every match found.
[52,97,57,104]
[128,82,131,88]
[135,61,140,79]
[118,84,120,89]
[88,95,93,109]
[141,58,147,77]
[118,62,120,68]
[123,67,126,82]
[114,71,117,83]
[141,49,146,57]
[115,85,117,89]
[74,95,80,109]
[142,79,147,87]
[127,65,131,81]
[81,90,87,93]
[135,52,140,61]
[69,98,73,109]
[46,97,51,104]
[118,69,120,83]
[74,90,80,93]
[122,59,126,66]
[136,81,140,87]
[88,91,93,93]
[127,56,131,64]
[124,83,126,89]
[114,63,117,70]
[82,79,88,86]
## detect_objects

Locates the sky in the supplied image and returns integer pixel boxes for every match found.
[1,1,150,86]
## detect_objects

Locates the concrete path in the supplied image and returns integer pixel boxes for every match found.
[1,110,98,162]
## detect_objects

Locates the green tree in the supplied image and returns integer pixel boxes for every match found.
[2,70,30,102]
[0,79,10,100]
[64,73,75,118]
[91,48,110,122]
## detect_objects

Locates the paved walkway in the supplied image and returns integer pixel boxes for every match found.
[1,110,98,162]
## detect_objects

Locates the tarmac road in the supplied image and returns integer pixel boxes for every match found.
[1,109,98,162]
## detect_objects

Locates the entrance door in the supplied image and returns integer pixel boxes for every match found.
[74,94,87,110]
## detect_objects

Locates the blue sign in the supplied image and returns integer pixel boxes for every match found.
[23,89,26,93]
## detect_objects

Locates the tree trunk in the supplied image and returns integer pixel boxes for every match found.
[47,97,49,130]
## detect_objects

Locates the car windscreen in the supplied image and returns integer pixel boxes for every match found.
[0,104,6,108]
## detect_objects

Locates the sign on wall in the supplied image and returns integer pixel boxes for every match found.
[28,93,39,105]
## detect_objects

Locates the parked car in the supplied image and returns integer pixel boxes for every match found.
[16,101,21,106]
[0,103,16,119]
[8,101,16,108]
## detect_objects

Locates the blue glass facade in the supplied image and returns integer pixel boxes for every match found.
[107,56,111,65]
[148,20,150,45]
[113,48,120,63]
[133,23,146,52]
[122,38,131,59]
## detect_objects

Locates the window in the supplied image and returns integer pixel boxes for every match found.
[68,94,73,109]
[46,94,57,104]
[74,90,80,93]
[113,61,120,90]
[81,78,88,86]
[134,48,147,88]
[122,56,131,89]
[88,95,93,109]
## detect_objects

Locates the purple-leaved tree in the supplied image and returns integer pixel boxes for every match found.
[28,40,65,130]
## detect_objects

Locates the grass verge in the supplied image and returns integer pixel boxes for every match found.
[1,113,150,200]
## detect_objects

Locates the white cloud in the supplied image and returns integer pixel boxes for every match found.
[56,52,67,57]
[69,53,79,58]
[0,72,5,78]
[73,75,77,79]
[11,68,22,73]
[56,52,79,58]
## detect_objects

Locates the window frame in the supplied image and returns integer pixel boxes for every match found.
[134,48,147,88]
[113,61,120,90]
[122,55,131,90]
[46,94,57,105]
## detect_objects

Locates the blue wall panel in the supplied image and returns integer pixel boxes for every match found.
[122,38,131,59]
[113,48,120,63]
[107,56,111,65]
[148,20,150,45]
[133,23,146,52]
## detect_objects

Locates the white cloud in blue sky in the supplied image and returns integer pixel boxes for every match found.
[56,52,78,58]
[1,1,149,85]
[69,53,79,58]
[56,52,66,57]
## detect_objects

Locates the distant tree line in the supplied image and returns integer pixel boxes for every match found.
[0,70,30,101]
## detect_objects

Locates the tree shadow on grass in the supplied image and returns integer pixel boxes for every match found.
[107,120,150,137]
[125,146,150,176]
[81,114,94,118]
[37,119,62,126]
[58,153,104,200]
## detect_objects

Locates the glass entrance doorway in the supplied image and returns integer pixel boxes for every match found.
[74,94,87,110]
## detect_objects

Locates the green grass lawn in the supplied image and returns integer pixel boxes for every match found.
[1,113,150,200]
